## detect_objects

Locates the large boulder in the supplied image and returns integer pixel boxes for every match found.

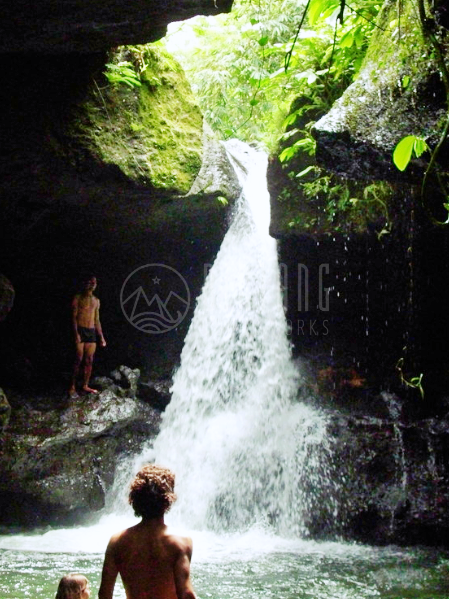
[301,396,449,546]
[0,377,161,527]
[70,46,204,194]
[312,0,448,180]
[332,411,449,546]
[187,123,242,200]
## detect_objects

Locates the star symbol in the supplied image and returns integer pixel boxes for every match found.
[152,276,161,284]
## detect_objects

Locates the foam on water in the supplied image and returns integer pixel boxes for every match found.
[0,517,375,563]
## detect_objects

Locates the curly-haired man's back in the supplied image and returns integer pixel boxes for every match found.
[98,465,196,599]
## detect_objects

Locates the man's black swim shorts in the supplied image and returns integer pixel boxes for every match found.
[77,326,97,343]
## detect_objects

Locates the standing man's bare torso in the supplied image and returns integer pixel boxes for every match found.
[74,294,99,329]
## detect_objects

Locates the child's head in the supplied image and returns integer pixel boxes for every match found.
[55,574,90,599]
[129,464,177,519]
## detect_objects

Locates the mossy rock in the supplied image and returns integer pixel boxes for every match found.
[72,45,204,193]
[313,0,448,180]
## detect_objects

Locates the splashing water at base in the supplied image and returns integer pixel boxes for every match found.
[1,524,448,599]
[128,140,341,537]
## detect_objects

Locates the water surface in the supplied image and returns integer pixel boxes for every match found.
[0,523,448,599]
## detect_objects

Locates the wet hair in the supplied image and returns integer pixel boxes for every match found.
[129,464,177,519]
[55,574,89,599]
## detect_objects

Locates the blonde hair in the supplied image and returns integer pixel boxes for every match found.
[129,464,177,519]
[55,574,89,599]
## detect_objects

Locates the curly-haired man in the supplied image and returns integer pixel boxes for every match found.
[98,464,196,599]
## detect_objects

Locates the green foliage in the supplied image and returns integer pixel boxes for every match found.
[160,0,387,227]
[392,135,429,171]
[163,0,323,148]
[278,164,392,234]
[396,357,425,399]
[104,61,142,88]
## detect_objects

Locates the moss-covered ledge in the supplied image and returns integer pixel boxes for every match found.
[312,0,448,181]
[70,46,204,194]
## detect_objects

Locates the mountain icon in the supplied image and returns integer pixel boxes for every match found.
[122,286,189,333]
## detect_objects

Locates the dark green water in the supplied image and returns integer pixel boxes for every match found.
[0,525,448,599]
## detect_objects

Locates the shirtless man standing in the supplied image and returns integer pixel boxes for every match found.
[98,464,196,599]
[69,275,106,397]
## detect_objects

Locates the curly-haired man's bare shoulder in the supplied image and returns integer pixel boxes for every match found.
[99,465,196,599]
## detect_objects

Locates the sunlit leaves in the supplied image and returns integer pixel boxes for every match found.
[401,74,410,89]
[296,165,317,177]
[104,62,142,88]
[308,0,340,25]
[340,30,354,48]
[279,136,316,161]
[162,0,380,152]
[392,135,429,171]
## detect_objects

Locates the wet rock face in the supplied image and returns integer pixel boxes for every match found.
[187,123,242,200]
[0,0,234,53]
[325,411,449,546]
[312,0,448,181]
[0,372,161,527]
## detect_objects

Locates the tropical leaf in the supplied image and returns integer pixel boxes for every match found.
[392,136,416,171]
[393,135,429,171]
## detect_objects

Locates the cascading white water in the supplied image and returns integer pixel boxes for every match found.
[133,140,341,538]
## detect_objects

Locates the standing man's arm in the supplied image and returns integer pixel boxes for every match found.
[72,296,81,344]
[95,299,107,347]
[173,539,196,599]
[98,538,119,599]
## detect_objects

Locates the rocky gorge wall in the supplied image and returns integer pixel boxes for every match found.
[265,0,449,544]
[0,6,241,389]
[0,0,239,527]
[268,0,449,414]
[1,366,448,546]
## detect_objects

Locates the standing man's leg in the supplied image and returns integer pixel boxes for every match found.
[82,342,98,394]
[69,341,84,397]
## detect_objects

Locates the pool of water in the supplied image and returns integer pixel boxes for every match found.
[0,518,448,599]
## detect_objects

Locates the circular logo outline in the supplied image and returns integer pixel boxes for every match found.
[120,263,191,334]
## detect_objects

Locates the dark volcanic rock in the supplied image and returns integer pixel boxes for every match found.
[325,412,449,546]
[0,379,160,528]
[0,0,234,53]
[137,379,172,411]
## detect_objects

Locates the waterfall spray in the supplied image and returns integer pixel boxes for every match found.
[133,141,340,538]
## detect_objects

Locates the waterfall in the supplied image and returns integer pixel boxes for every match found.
[134,141,340,538]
